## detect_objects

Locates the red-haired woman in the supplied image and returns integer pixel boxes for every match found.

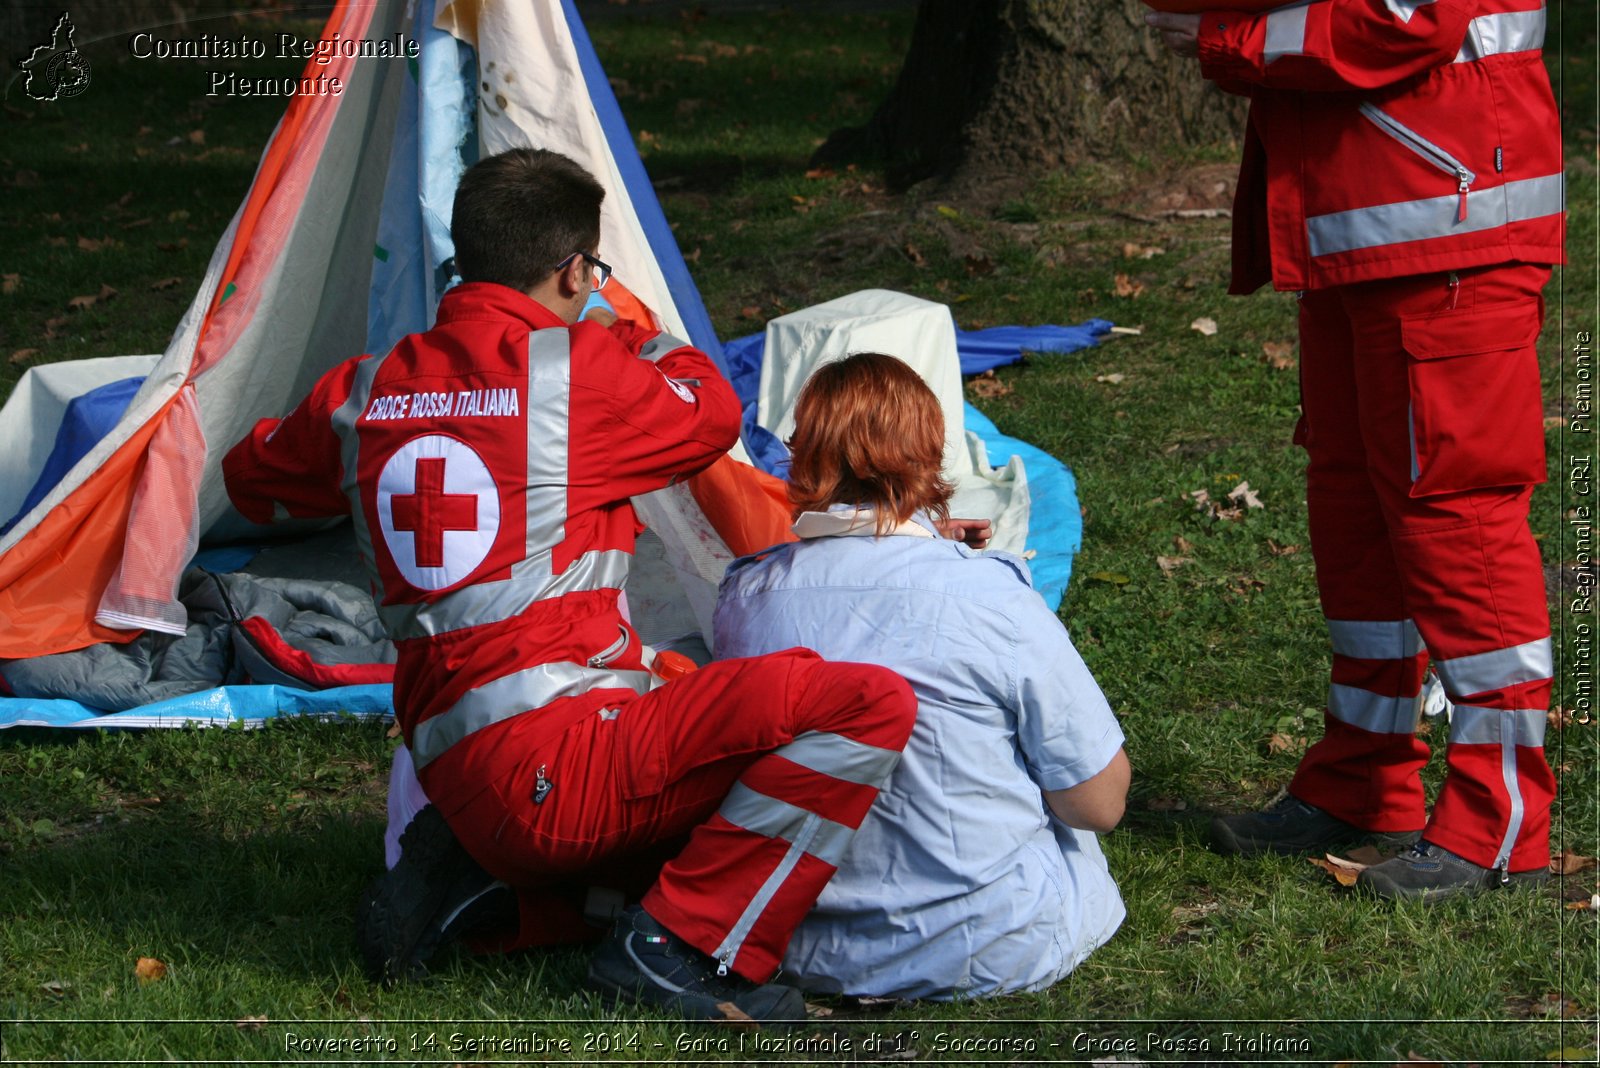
[714,353,1130,999]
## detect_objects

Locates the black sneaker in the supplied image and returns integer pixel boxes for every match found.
[1210,793,1421,857]
[1357,840,1549,903]
[588,905,806,1023]
[355,805,516,985]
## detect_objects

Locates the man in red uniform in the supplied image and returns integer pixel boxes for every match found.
[1148,0,1562,899]
[223,148,916,1018]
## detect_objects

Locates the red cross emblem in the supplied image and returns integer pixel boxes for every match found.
[376,435,500,590]
[389,457,477,569]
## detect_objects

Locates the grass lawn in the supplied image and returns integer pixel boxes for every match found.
[1,2,1597,1063]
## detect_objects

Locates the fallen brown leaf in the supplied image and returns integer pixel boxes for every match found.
[66,284,116,312]
[134,957,167,982]
[1156,554,1191,575]
[1551,850,1596,876]
[1113,273,1145,299]
[1173,535,1194,554]
[1146,795,1187,812]
[10,349,39,365]
[902,242,927,267]
[1266,732,1305,754]
[738,305,762,319]
[964,254,994,277]
[1548,707,1575,731]
[1190,316,1218,336]
[1308,856,1359,887]
[187,129,206,145]
[235,1015,268,1031]
[1227,480,1264,510]
[1262,340,1296,369]
[149,277,182,291]
[674,52,709,65]
[1566,894,1600,911]
[157,239,188,252]
[40,980,72,998]
[803,167,835,180]
[966,370,1012,399]
[77,236,108,252]
[1266,538,1300,556]
[43,315,68,339]
[2,273,18,294]
[1095,372,1126,385]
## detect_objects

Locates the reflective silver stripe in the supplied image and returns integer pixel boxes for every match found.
[1327,618,1424,661]
[1446,705,1538,869]
[1383,0,1437,23]
[1328,683,1420,734]
[773,731,902,788]
[1307,172,1565,257]
[636,331,691,364]
[1455,7,1545,62]
[1263,3,1309,63]
[712,811,817,971]
[1447,704,1546,747]
[380,547,631,639]
[714,782,855,866]
[527,328,573,555]
[1434,638,1553,697]
[411,661,653,768]
[331,352,390,592]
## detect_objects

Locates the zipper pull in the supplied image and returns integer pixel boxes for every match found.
[716,953,731,977]
[1447,271,1460,309]
[533,764,554,805]
[1456,172,1470,221]
[1498,861,1510,886]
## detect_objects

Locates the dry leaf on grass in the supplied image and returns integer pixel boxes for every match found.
[738,305,762,319]
[1171,901,1220,925]
[966,370,1011,398]
[1146,795,1188,812]
[40,980,72,997]
[1565,894,1600,911]
[235,1015,268,1031]
[149,277,182,291]
[1548,707,1576,731]
[1227,480,1264,509]
[1113,273,1146,299]
[1266,538,1300,556]
[187,129,206,145]
[1173,535,1194,554]
[1190,316,1218,336]
[1095,372,1126,385]
[1266,732,1305,755]
[1262,340,1296,369]
[1551,850,1596,875]
[2,273,18,294]
[1156,555,1191,575]
[77,236,109,252]
[67,284,117,312]
[1308,856,1361,887]
[1505,993,1581,1018]
[134,957,167,982]
[10,349,38,365]
[902,242,927,267]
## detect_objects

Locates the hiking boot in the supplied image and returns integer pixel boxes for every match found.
[1357,840,1549,903]
[587,905,806,1023]
[1210,793,1421,857]
[355,805,516,985]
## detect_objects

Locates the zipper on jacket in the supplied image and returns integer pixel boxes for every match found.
[588,624,630,668]
[1359,102,1477,221]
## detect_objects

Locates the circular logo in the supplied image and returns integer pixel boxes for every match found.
[46,50,91,99]
[375,435,500,590]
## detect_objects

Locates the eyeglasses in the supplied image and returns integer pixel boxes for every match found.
[555,250,612,290]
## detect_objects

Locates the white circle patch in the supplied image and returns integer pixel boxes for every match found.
[376,435,500,590]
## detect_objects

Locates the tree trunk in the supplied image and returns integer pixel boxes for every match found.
[819,0,1249,189]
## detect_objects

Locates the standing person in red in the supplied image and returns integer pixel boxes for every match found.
[222,147,916,1019]
[1147,0,1563,899]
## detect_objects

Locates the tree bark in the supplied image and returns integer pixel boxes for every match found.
[818,0,1248,189]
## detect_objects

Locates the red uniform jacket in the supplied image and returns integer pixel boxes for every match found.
[1198,0,1564,292]
[223,283,741,782]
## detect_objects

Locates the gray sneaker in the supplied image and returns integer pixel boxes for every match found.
[1211,793,1421,857]
[588,905,805,1023]
[1357,840,1549,903]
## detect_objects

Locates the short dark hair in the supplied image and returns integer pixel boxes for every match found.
[788,352,953,534]
[450,148,605,292]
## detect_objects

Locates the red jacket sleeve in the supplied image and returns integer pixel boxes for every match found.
[570,320,741,501]
[1197,0,1476,92]
[222,355,365,524]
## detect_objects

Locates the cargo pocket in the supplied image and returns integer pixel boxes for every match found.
[1402,298,1546,497]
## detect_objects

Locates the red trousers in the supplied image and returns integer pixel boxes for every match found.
[420,648,915,981]
[1287,263,1556,873]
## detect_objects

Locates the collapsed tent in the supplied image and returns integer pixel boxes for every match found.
[0,0,1102,729]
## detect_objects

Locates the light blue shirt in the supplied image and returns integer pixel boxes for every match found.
[713,515,1126,999]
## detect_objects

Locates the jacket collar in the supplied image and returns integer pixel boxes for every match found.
[434,281,566,330]
[791,505,938,540]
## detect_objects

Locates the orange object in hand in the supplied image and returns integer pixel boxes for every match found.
[651,649,699,681]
